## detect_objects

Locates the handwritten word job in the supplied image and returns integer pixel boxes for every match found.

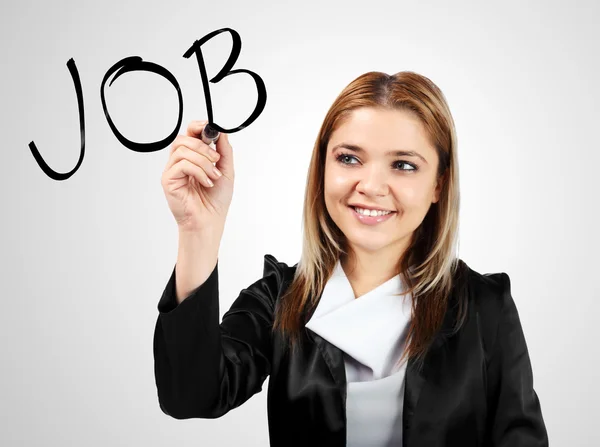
[28,27,267,181]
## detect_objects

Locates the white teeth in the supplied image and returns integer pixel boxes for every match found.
[353,207,392,216]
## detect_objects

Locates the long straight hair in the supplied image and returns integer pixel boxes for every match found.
[272,71,469,371]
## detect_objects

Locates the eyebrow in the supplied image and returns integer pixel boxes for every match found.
[331,143,428,164]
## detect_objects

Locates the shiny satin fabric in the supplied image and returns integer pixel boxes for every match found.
[153,254,548,446]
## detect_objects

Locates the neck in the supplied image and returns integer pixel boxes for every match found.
[340,241,410,290]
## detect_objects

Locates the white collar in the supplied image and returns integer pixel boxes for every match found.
[305,259,413,379]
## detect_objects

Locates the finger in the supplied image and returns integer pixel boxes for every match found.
[213,130,234,178]
[164,158,215,189]
[165,146,222,183]
[169,135,220,165]
[186,119,208,138]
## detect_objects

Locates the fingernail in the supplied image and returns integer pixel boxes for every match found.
[213,167,222,177]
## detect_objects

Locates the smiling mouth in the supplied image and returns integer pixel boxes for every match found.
[348,205,397,215]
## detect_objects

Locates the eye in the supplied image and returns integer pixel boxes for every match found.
[395,161,417,172]
[335,152,418,172]
[337,154,357,165]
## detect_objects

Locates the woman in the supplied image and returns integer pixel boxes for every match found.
[153,71,549,446]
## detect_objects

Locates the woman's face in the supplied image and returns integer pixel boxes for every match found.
[324,107,442,259]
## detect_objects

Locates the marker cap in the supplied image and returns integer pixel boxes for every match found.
[201,123,220,145]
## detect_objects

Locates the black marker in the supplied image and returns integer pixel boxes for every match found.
[201,123,220,145]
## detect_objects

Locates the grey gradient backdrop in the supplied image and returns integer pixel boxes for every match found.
[1,0,598,445]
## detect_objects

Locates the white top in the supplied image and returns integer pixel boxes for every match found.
[305,259,412,447]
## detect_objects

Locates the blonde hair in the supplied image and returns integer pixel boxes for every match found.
[272,71,469,371]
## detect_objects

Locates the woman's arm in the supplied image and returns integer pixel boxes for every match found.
[153,254,285,419]
[486,272,549,446]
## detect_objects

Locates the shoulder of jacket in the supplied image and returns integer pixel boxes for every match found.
[223,254,297,322]
[461,261,513,358]
[262,253,298,295]
[462,261,509,310]
[448,259,507,313]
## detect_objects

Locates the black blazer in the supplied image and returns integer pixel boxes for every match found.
[153,254,548,447]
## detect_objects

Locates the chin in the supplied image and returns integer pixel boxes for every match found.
[345,232,391,247]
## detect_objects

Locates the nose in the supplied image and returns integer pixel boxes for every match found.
[355,164,390,196]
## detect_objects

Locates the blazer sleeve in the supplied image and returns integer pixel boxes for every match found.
[153,254,286,419]
[486,272,549,446]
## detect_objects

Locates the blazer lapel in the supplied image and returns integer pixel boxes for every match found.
[301,262,466,447]
[310,331,347,403]
[308,317,449,447]
[402,277,466,447]
[402,354,426,446]
[309,329,428,447]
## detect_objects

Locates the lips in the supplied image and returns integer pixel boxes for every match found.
[348,205,396,225]
[349,205,396,214]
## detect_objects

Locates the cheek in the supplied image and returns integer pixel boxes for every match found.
[330,170,352,188]
[324,168,352,196]
[395,184,418,205]
[394,183,433,209]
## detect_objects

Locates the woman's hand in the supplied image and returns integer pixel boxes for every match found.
[161,120,234,234]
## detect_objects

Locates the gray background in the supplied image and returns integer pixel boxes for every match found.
[1,0,598,445]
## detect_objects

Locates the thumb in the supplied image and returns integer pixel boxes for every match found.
[214,130,234,178]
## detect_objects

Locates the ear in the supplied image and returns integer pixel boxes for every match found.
[432,172,446,204]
